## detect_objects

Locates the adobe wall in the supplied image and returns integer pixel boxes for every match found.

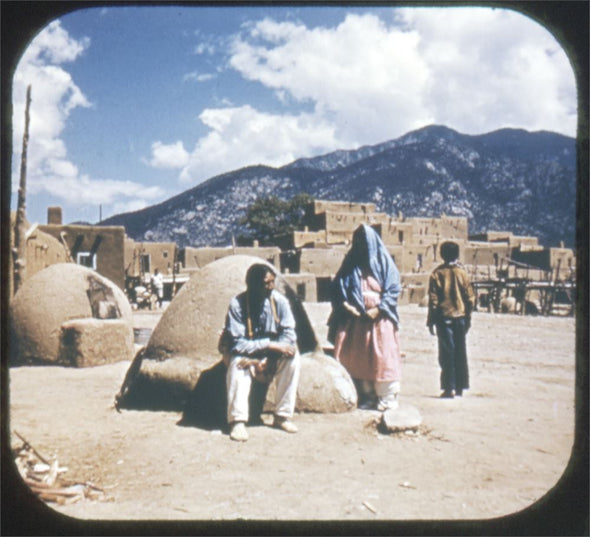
[407,217,442,240]
[181,246,281,270]
[25,228,68,278]
[376,220,414,246]
[440,215,469,241]
[291,230,327,249]
[40,224,126,289]
[127,241,177,278]
[308,200,376,216]
[385,245,405,273]
[299,246,349,277]
[321,211,389,237]
[509,246,575,274]
[124,238,136,275]
[401,272,430,288]
[509,236,539,248]
[400,242,441,274]
[465,241,511,266]
[8,216,69,298]
[281,272,318,302]
[549,247,576,274]
[406,217,467,246]
[470,231,514,242]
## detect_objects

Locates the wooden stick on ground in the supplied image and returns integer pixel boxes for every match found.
[13,430,50,465]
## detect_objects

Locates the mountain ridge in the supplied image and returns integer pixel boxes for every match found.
[100,125,576,249]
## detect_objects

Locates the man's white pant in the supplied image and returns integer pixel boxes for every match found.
[226,354,301,424]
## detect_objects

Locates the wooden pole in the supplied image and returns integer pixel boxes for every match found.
[172,245,178,299]
[13,85,32,295]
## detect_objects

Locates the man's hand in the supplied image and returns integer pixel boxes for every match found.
[268,341,296,357]
[343,301,361,317]
[236,357,269,377]
[253,358,268,374]
[428,324,436,336]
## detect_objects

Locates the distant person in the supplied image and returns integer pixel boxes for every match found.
[427,241,476,398]
[328,224,402,411]
[221,263,300,442]
[150,268,164,308]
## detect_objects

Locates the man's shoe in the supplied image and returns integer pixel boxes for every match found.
[440,390,454,399]
[229,421,248,442]
[273,415,298,433]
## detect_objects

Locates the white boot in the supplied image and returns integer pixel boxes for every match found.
[376,381,400,411]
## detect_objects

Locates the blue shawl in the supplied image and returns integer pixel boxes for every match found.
[328,224,401,340]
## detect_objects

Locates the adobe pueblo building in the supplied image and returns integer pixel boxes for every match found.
[267,200,575,315]
[10,199,575,318]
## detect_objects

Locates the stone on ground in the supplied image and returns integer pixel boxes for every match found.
[381,404,423,433]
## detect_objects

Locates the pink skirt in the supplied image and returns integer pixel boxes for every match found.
[333,276,401,382]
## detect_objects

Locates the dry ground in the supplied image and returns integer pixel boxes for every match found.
[7,303,579,531]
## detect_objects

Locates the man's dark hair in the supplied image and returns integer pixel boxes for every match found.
[245,263,274,290]
[440,241,460,263]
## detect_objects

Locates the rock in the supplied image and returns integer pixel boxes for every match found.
[381,404,423,433]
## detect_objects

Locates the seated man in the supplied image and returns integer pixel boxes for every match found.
[222,263,301,442]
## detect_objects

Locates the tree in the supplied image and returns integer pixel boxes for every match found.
[239,193,314,245]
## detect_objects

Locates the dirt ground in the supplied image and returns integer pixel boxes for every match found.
[7,303,580,530]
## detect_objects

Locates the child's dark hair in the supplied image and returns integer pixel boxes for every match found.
[440,241,460,263]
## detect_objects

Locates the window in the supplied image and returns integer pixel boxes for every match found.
[140,254,151,274]
[77,252,96,269]
[416,253,423,271]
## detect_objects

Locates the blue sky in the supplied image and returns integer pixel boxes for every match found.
[11,5,577,225]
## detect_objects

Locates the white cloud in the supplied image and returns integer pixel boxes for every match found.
[395,7,577,135]
[24,20,90,64]
[167,8,575,187]
[12,20,166,222]
[229,14,434,143]
[171,105,337,183]
[29,174,164,207]
[183,71,215,83]
[147,141,190,168]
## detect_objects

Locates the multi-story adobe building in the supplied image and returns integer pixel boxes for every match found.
[271,200,575,304]
[10,201,575,311]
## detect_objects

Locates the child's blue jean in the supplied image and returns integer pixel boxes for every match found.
[436,317,469,392]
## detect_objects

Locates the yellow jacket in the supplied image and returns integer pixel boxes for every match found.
[427,262,476,325]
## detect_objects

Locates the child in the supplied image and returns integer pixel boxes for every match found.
[427,241,476,398]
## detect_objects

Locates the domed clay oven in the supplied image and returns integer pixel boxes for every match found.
[116,255,356,415]
[10,263,134,366]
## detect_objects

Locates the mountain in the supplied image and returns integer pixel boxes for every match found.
[100,125,576,249]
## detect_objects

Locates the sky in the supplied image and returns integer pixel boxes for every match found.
[10,5,577,225]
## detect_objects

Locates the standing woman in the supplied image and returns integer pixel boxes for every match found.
[328,224,402,411]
